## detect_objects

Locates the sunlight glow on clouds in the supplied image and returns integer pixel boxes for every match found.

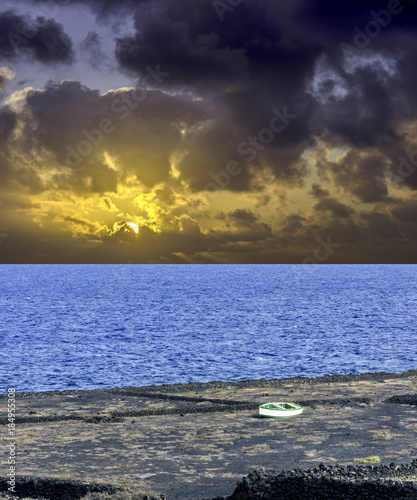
[1,0,417,262]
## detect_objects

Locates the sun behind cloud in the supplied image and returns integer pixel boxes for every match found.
[127,222,139,233]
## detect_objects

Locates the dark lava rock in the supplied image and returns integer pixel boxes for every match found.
[0,476,164,500]
[0,476,121,499]
[208,460,417,500]
[384,394,417,405]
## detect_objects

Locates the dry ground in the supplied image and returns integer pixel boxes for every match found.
[1,375,417,499]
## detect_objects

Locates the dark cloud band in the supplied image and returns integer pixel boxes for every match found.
[0,10,73,64]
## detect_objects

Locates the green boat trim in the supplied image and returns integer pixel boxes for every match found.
[259,402,304,418]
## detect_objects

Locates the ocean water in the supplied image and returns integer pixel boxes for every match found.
[1,264,416,393]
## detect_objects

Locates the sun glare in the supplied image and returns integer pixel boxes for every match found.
[127,222,139,233]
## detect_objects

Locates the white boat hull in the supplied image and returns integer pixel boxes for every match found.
[259,402,304,418]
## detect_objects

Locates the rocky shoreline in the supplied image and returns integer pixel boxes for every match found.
[3,367,417,400]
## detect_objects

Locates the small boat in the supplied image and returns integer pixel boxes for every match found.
[259,402,304,418]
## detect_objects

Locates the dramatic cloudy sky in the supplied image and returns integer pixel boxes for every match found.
[0,0,417,263]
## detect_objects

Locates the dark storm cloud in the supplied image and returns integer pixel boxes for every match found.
[330,150,391,204]
[310,183,354,218]
[361,211,402,240]
[0,10,73,64]
[386,140,417,192]
[392,201,417,224]
[318,64,403,149]
[0,106,16,144]
[314,197,355,219]
[6,79,208,193]
[0,152,12,185]
[227,209,258,225]
[109,0,321,188]
[63,215,96,229]
[281,215,306,234]
[20,0,417,194]
[315,148,392,204]
[391,201,417,241]
[310,183,330,199]
[294,0,417,162]
[0,72,9,92]
[107,0,417,194]
[296,0,417,35]
[115,6,250,92]
[213,208,272,243]
[0,106,16,185]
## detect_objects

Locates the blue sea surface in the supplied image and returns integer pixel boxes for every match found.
[1,265,416,393]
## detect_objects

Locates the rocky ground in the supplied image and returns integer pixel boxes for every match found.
[1,370,417,499]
